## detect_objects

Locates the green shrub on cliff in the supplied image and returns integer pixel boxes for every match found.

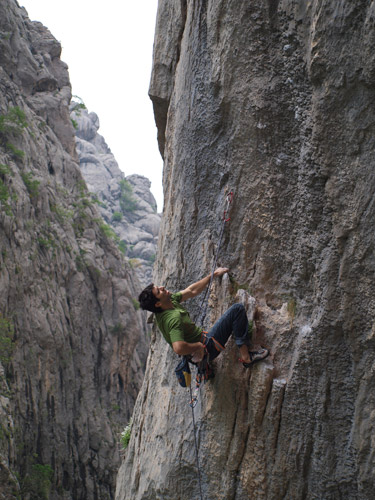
[118,241,127,254]
[0,164,12,176]
[21,172,40,198]
[112,211,123,222]
[0,179,11,215]
[71,96,87,116]
[0,165,14,215]
[0,315,15,364]
[0,106,28,136]
[120,419,132,450]
[0,107,28,159]
[5,141,24,159]
[22,463,54,500]
[99,222,119,242]
[119,179,137,213]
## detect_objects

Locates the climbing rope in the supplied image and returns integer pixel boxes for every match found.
[189,384,204,500]
[188,189,234,500]
[190,189,234,406]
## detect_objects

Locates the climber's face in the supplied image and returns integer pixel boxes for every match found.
[152,285,171,308]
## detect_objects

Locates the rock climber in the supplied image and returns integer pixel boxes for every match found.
[138,267,269,367]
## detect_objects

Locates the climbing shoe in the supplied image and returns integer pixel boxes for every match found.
[240,347,269,368]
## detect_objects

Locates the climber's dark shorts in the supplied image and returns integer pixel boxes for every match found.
[201,303,250,362]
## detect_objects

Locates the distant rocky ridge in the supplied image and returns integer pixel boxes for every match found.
[0,1,149,499]
[70,105,161,286]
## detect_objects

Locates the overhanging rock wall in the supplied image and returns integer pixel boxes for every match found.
[116,1,375,499]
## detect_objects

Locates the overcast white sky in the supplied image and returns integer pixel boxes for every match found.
[20,0,164,211]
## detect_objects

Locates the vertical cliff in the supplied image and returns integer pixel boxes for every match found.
[0,1,148,498]
[117,1,375,499]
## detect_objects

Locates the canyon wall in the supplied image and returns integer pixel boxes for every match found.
[71,106,160,286]
[117,1,375,499]
[0,1,148,498]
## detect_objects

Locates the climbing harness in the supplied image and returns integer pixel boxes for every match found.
[188,348,214,408]
[185,190,234,500]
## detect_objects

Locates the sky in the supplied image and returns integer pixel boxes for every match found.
[20,0,164,211]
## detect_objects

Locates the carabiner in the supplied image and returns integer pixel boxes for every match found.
[189,396,198,408]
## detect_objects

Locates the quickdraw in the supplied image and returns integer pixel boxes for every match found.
[223,191,234,222]
[189,350,214,408]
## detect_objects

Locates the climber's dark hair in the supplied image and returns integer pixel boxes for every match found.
[138,283,163,313]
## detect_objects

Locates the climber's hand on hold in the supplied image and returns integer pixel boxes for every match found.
[213,267,229,277]
[181,268,229,301]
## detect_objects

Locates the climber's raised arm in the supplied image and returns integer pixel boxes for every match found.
[180,267,229,302]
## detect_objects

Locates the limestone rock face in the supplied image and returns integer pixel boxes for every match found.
[0,1,148,498]
[116,1,375,499]
[71,107,160,285]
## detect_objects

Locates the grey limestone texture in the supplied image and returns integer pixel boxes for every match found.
[71,106,160,286]
[0,1,148,499]
[117,1,375,500]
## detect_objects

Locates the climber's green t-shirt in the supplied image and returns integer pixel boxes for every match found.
[155,292,202,347]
